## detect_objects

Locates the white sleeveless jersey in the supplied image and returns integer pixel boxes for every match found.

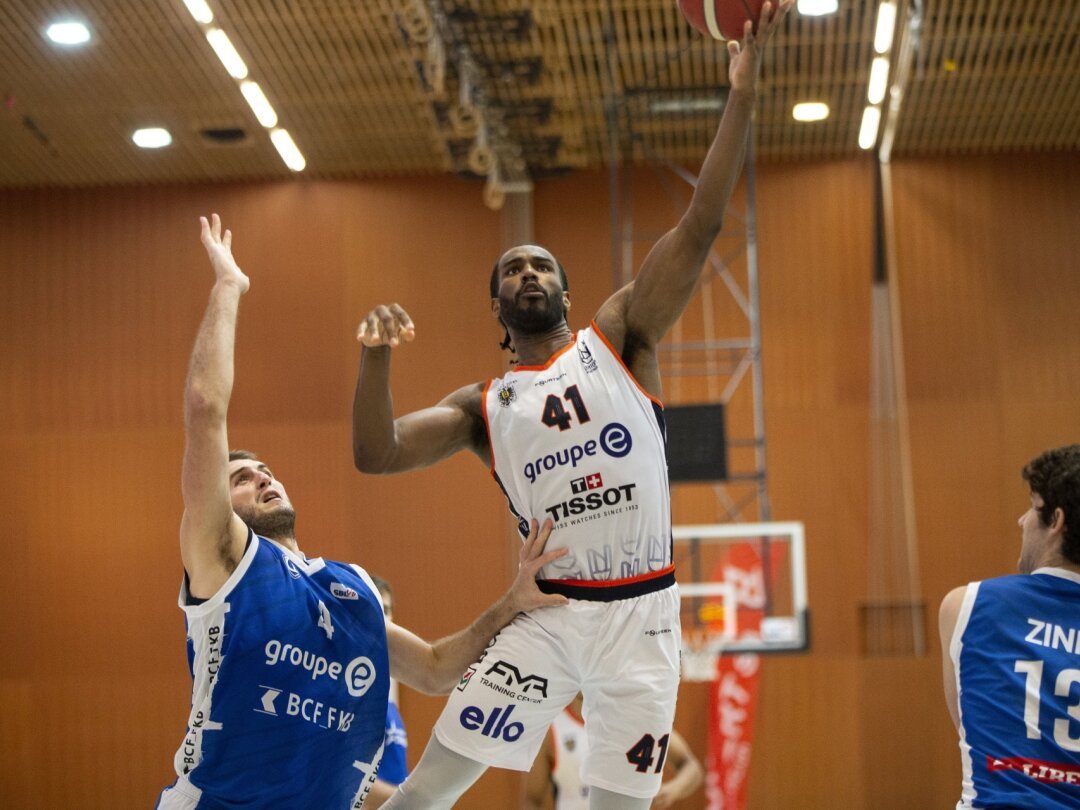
[483,323,672,583]
[550,708,590,809]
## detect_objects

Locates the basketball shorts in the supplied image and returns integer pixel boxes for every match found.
[433,584,681,799]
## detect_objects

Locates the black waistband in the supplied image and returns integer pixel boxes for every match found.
[537,568,676,602]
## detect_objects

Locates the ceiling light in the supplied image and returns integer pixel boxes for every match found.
[792,102,830,122]
[46,21,91,46]
[182,0,214,25]
[797,0,838,16]
[858,106,881,150]
[874,2,897,54]
[240,81,278,128]
[132,128,173,149]
[867,57,890,104]
[206,28,248,79]
[270,129,305,171]
[649,98,724,114]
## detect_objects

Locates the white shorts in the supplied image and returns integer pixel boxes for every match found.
[433,584,681,799]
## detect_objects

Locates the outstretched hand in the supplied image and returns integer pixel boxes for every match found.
[356,303,416,348]
[727,0,793,92]
[507,519,569,613]
[199,213,249,294]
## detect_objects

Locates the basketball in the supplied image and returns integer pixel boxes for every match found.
[677,0,766,41]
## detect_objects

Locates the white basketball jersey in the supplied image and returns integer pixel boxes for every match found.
[551,708,590,809]
[484,323,672,583]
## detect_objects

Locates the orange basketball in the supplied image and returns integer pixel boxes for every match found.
[677,0,766,41]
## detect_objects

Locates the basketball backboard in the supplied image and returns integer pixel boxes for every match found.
[674,521,808,679]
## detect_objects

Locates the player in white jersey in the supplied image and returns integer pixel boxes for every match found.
[939,444,1080,809]
[351,6,791,807]
[160,215,568,809]
[523,694,704,810]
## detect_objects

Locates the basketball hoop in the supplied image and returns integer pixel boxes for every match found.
[681,628,721,682]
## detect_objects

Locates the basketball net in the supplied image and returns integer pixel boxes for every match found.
[681,627,722,682]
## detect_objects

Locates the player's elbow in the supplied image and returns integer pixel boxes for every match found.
[682,207,724,246]
[352,439,395,474]
[184,384,226,425]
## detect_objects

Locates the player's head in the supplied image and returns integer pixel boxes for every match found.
[228,449,296,541]
[489,245,570,346]
[1018,444,1080,571]
[370,574,394,620]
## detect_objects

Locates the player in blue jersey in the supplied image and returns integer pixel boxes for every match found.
[157,214,568,810]
[939,444,1080,809]
[350,6,791,808]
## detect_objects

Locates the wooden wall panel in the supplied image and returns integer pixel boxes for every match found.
[2,150,1079,808]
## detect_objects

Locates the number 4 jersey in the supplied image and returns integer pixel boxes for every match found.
[483,323,672,588]
[949,567,1080,809]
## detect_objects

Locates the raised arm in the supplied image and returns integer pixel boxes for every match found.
[180,214,252,599]
[352,303,486,473]
[595,1,792,356]
[938,586,966,732]
[386,520,568,694]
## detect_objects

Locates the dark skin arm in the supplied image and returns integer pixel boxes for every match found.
[594,1,792,397]
[522,728,555,810]
[652,729,705,808]
[351,6,791,472]
[352,303,487,473]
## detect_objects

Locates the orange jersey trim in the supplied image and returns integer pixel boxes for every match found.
[481,378,496,470]
[588,319,664,408]
[511,335,578,372]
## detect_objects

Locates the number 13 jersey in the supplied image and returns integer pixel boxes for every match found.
[949,567,1080,809]
[483,323,672,586]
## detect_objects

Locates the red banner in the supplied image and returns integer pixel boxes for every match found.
[704,542,774,809]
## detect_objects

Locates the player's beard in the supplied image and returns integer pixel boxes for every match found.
[236,503,297,542]
[499,289,566,335]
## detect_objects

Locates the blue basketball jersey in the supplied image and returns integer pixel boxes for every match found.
[950,568,1080,808]
[158,531,390,809]
[378,698,409,786]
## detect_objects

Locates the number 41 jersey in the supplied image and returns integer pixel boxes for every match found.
[950,567,1080,809]
[483,323,672,584]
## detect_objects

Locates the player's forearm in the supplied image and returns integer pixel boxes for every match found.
[682,87,756,242]
[352,346,399,472]
[425,593,517,693]
[184,281,244,422]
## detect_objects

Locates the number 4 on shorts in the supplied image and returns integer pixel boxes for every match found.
[625,732,670,773]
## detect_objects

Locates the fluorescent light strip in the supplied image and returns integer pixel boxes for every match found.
[132,127,173,149]
[874,2,897,54]
[792,102,830,122]
[858,106,882,150]
[270,129,306,171]
[46,21,91,45]
[650,98,724,113]
[797,0,838,16]
[182,0,214,25]
[240,81,278,128]
[868,57,890,105]
[206,28,248,79]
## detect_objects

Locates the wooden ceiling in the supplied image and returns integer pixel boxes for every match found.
[1,0,1077,190]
